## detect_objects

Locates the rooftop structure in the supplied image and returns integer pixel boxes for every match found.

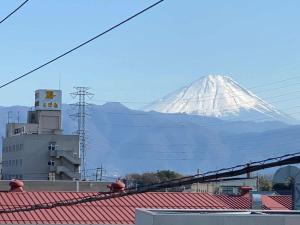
[0,180,110,192]
[2,89,80,180]
[136,209,300,225]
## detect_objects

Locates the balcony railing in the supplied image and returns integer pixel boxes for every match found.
[49,149,81,165]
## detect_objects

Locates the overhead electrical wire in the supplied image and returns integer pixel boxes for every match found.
[0,0,165,89]
[247,74,300,90]
[90,73,300,106]
[1,152,300,214]
[88,94,300,123]
[93,85,300,106]
[0,0,29,25]
[98,149,300,161]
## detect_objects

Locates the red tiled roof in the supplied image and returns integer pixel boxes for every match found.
[215,195,251,209]
[269,195,292,210]
[0,192,292,224]
[216,194,292,211]
[261,196,289,210]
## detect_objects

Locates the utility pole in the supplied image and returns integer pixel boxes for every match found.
[197,168,200,192]
[17,111,20,123]
[70,87,94,180]
[246,162,251,178]
[96,165,104,181]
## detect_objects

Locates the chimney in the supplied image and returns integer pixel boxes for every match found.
[240,186,252,196]
[251,192,262,210]
[107,180,126,193]
[9,179,24,192]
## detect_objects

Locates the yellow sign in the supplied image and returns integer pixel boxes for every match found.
[45,91,56,99]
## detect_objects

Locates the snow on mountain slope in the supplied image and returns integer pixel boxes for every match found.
[143,75,295,123]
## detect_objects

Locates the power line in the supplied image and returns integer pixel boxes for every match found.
[0,0,29,25]
[0,151,300,213]
[91,92,300,121]
[94,87,300,106]
[247,74,300,90]
[90,74,300,105]
[0,0,165,89]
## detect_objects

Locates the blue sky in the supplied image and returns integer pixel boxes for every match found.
[1,0,300,118]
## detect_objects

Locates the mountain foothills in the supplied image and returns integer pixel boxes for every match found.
[0,102,299,176]
[0,75,298,176]
[144,75,295,123]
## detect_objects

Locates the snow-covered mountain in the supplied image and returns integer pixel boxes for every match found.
[144,75,294,123]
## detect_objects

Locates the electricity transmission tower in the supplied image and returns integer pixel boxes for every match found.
[71,87,94,180]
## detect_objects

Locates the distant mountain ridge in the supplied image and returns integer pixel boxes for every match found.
[144,75,295,123]
[0,103,299,177]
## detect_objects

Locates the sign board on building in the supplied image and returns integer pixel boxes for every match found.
[35,89,62,111]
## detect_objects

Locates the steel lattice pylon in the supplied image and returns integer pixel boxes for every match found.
[71,87,93,180]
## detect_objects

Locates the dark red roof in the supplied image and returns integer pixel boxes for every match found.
[0,191,292,224]
[215,195,251,209]
[268,195,292,210]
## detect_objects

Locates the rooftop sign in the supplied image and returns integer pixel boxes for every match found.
[35,89,62,111]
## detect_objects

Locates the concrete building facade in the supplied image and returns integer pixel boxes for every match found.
[135,209,300,225]
[1,89,80,180]
[187,177,258,194]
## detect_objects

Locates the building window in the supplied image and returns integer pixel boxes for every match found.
[48,160,55,166]
[14,127,24,135]
[48,142,56,151]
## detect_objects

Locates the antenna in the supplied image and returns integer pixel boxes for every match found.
[7,111,12,123]
[70,87,94,180]
[58,74,61,90]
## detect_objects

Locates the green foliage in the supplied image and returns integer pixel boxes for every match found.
[125,170,183,188]
[258,175,272,191]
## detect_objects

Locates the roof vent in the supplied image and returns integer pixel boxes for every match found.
[251,193,262,209]
[240,186,252,196]
[107,180,125,193]
[9,179,24,192]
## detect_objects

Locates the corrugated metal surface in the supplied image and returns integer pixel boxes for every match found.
[215,195,251,209]
[0,192,291,224]
[261,196,289,210]
[269,195,292,210]
[216,194,292,211]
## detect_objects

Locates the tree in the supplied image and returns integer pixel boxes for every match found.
[124,170,183,190]
[258,175,272,191]
[156,170,183,182]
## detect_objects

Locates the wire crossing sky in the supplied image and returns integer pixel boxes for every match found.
[0,0,165,89]
[0,0,300,118]
[0,0,29,25]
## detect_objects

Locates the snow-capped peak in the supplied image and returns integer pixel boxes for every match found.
[143,75,294,122]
